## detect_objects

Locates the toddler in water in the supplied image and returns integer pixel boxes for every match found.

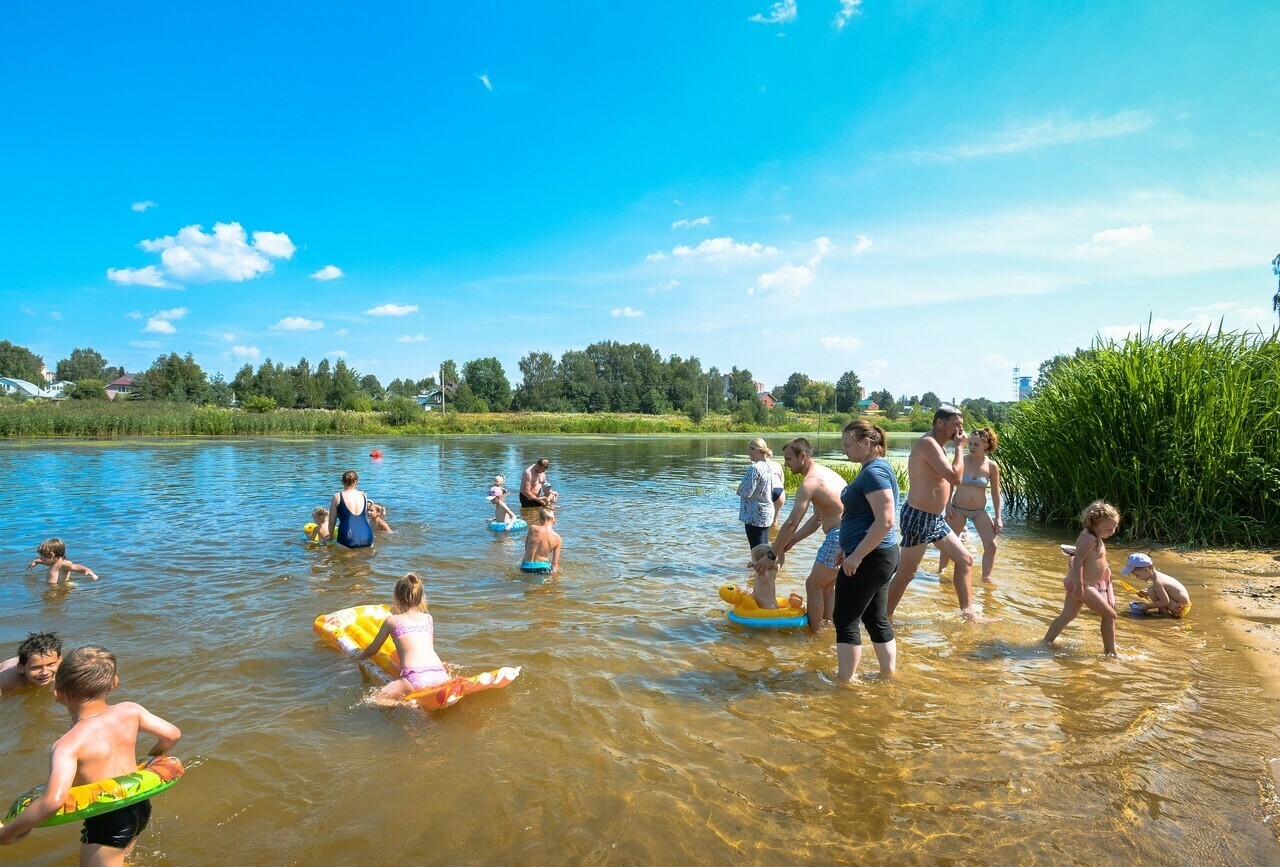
[358,573,449,704]
[27,538,99,585]
[1125,553,1192,618]
[306,507,331,543]
[368,501,392,533]
[1043,501,1121,655]
[487,475,517,528]
[748,543,804,610]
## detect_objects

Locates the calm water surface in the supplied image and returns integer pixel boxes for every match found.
[2,437,1278,865]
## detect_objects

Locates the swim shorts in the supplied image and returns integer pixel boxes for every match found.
[815,528,842,568]
[519,493,542,508]
[771,487,784,501]
[899,504,951,548]
[82,799,152,849]
[521,561,552,574]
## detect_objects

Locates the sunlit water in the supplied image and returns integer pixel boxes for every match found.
[2,437,1278,865]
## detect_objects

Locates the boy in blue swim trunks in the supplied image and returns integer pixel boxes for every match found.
[0,646,181,865]
[521,508,562,574]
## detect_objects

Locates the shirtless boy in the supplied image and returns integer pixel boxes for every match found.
[0,631,62,696]
[885,406,976,618]
[27,538,99,585]
[0,646,181,865]
[522,508,562,573]
[756,437,847,632]
[1125,553,1192,618]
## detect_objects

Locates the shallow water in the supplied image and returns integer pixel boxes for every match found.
[1,436,1278,865]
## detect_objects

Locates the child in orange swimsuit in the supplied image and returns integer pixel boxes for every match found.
[358,573,449,703]
[1043,500,1121,656]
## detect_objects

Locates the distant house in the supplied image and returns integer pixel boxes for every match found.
[859,398,880,414]
[758,391,778,409]
[0,377,69,400]
[106,375,138,400]
[415,389,443,410]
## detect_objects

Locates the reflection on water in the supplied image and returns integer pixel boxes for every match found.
[1,437,1277,864]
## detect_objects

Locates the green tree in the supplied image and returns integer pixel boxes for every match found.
[56,348,121,383]
[68,379,107,400]
[0,340,45,383]
[290,358,323,408]
[138,353,208,402]
[726,366,757,406]
[231,364,256,402]
[706,367,726,413]
[920,391,941,412]
[207,373,234,407]
[462,357,512,411]
[328,359,360,409]
[778,372,811,408]
[835,370,862,412]
[796,380,835,413]
[513,351,561,410]
[868,389,899,420]
[359,374,384,399]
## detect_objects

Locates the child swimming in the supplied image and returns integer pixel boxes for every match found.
[306,507,331,543]
[357,573,449,703]
[487,475,517,528]
[27,538,99,585]
[0,631,62,696]
[0,646,181,864]
[368,501,392,533]
[1043,500,1121,656]
[1125,553,1192,618]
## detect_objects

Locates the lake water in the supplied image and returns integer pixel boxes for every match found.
[2,436,1278,864]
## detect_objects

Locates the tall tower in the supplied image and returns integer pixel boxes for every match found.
[1012,365,1020,401]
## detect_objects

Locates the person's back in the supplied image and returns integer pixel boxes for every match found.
[523,508,562,571]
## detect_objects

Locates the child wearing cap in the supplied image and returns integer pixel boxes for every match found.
[1125,553,1191,618]
[487,475,517,529]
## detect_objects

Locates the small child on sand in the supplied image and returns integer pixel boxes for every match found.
[1043,500,1121,656]
[521,508,562,573]
[748,543,804,609]
[306,507,331,543]
[0,631,62,696]
[0,646,181,863]
[487,475,517,528]
[368,501,392,533]
[358,573,449,703]
[27,539,99,585]
[1125,553,1192,618]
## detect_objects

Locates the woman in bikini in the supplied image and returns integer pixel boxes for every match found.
[939,427,1002,582]
[358,573,450,702]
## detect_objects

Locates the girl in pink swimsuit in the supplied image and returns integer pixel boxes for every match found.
[358,573,450,701]
[1043,501,1121,656]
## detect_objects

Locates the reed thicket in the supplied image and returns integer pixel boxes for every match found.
[999,329,1280,546]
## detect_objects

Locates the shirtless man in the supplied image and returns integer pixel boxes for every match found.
[520,458,552,508]
[756,437,847,633]
[886,405,975,618]
[521,508,563,574]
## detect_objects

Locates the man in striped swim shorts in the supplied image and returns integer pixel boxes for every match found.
[886,406,977,619]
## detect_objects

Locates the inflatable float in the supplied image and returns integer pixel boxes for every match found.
[719,584,808,629]
[303,521,334,544]
[5,755,184,828]
[489,518,527,533]
[314,604,520,710]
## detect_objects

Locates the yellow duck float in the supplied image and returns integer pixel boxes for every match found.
[719,584,808,629]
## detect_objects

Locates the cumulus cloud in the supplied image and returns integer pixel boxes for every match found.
[749,260,817,297]
[310,265,344,281]
[852,234,874,254]
[221,332,236,341]
[111,221,295,287]
[646,251,668,262]
[813,236,834,255]
[907,110,1155,163]
[833,0,863,29]
[611,306,643,318]
[142,307,188,334]
[750,0,796,24]
[672,216,711,229]
[272,316,324,331]
[479,74,492,91]
[671,237,778,261]
[131,200,157,213]
[820,336,864,351]
[107,265,177,289]
[398,334,428,343]
[1075,224,1154,253]
[861,358,890,381]
[232,345,261,360]
[365,303,419,317]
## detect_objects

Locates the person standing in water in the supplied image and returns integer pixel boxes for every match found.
[329,470,374,549]
[520,459,552,508]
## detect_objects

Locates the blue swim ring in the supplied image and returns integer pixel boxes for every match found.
[490,519,528,533]
[727,609,808,629]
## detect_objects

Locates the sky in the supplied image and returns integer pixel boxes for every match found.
[2,1,1278,401]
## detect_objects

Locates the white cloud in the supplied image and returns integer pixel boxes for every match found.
[272,316,324,331]
[649,278,679,292]
[750,0,797,24]
[833,0,863,29]
[861,359,890,381]
[328,350,349,358]
[749,260,816,297]
[107,265,177,289]
[131,200,157,213]
[646,251,668,262]
[813,236,834,255]
[397,334,428,343]
[1075,224,1154,253]
[479,74,492,91]
[310,265,344,281]
[232,345,261,360]
[127,310,143,320]
[907,110,1155,163]
[672,237,778,261]
[117,222,295,286]
[852,234,874,254]
[820,336,864,351]
[672,216,711,229]
[142,306,188,334]
[130,340,163,349]
[221,332,235,341]
[335,328,349,337]
[611,306,643,318]
[365,303,419,317]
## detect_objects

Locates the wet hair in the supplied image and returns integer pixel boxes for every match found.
[842,419,888,458]
[393,572,426,613]
[55,646,117,703]
[783,437,813,458]
[749,543,775,566]
[493,474,505,485]
[312,507,328,521]
[341,470,359,487]
[933,405,963,425]
[972,426,998,453]
[36,538,66,560]
[538,507,555,524]
[748,437,773,458]
[536,458,551,469]
[1080,500,1121,533]
[17,631,62,665]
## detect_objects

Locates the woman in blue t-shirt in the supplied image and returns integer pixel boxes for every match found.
[835,420,901,683]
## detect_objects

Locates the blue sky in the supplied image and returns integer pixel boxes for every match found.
[2,1,1278,401]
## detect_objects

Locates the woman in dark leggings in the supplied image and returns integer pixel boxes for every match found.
[834,420,901,682]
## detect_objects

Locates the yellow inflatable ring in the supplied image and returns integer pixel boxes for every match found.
[719,584,808,629]
[5,755,184,828]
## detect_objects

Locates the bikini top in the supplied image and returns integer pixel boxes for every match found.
[391,617,434,639]
[962,473,989,488]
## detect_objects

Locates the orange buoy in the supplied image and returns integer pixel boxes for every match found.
[370,449,383,459]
